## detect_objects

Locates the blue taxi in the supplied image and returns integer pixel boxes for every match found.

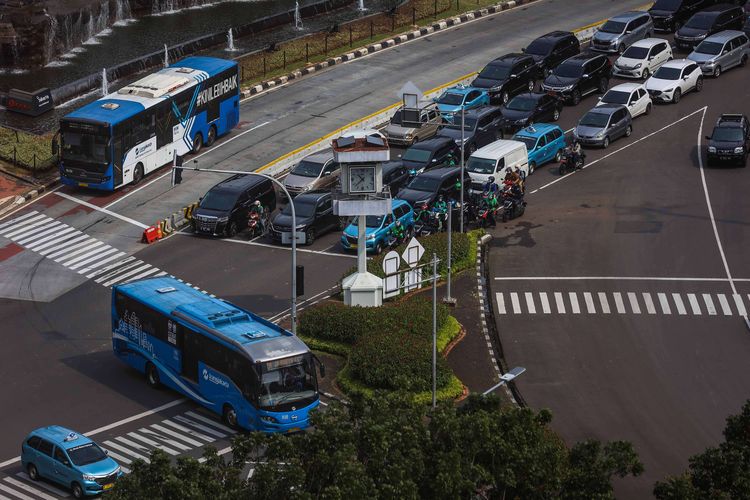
[341,199,414,254]
[434,85,490,118]
[511,123,567,175]
[21,426,123,498]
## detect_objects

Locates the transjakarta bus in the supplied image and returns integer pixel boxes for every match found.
[112,277,323,432]
[57,56,239,191]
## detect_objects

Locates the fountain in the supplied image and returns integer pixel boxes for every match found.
[114,0,134,26]
[101,68,108,96]
[164,44,169,67]
[226,28,235,51]
[294,1,303,30]
[358,0,366,12]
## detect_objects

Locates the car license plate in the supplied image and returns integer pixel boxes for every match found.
[78,182,88,187]
[103,483,114,490]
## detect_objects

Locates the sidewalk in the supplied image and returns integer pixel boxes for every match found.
[0,160,57,216]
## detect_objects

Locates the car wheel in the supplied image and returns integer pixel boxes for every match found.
[625,125,632,138]
[192,133,203,154]
[571,89,581,105]
[528,162,536,175]
[713,66,721,78]
[645,102,652,115]
[527,79,535,92]
[306,228,316,246]
[695,76,703,92]
[374,242,383,255]
[133,163,144,185]
[223,404,239,429]
[146,362,160,388]
[552,108,560,121]
[641,67,650,79]
[72,482,84,499]
[741,55,748,67]
[598,77,609,94]
[602,136,610,149]
[554,149,563,163]
[206,125,217,147]
[226,221,238,238]
[672,88,681,103]
[27,464,39,481]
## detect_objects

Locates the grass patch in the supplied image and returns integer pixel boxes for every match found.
[0,127,55,172]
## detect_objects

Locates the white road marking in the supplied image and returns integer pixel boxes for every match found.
[100,447,133,464]
[26,228,78,251]
[539,292,551,314]
[657,293,671,314]
[95,260,145,283]
[0,211,40,230]
[510,292,521,314]
[54,191,148,229]
[627,292,641,314]
[184,411,235,434]
[78,251,126,275]
[524,292,536,314]
[68,247,119,270]
[702,294,717,316]
[197,233,357,259]
[150,424,204,448]
[735,294,747,316]
[495,293,506,314]
[53,241,103,264]
[161,419,215,443]
[716,294,732,316]
[138,428,191,451]
[0,483,34,500]
[102,264,154,287]
[0,217,51,239]
[173,415,227,439]
[598,292,610,314]
[641,293,656,314]
[554,292,565,313]
[14,221,63,244]
[104,440,151,463]
[12,473,70,497]
[568,292,580,314]
[687,294,702,315]
[673,294,687,315]
[41,235,91,257]
[2,478,57,500]
[583,292,596,314]
[613,293,626,314]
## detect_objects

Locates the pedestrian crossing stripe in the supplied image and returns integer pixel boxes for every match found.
[0,211,215,297]
[495,291,750,317]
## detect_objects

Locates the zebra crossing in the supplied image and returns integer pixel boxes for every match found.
[495,290,750,317]
[0,410,236,499]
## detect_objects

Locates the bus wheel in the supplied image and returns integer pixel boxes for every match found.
[133,163,144,185]
[206,126,217,147]
[146,363,160,388]
[223,404,238,429]
[192,133,203,154]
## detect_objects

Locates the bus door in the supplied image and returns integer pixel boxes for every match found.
[112,129,124,187]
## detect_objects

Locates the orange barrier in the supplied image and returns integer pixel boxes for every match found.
[142,225,162,244]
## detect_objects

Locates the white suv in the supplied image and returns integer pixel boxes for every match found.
[645,59,704,104]
[613,38,673,79]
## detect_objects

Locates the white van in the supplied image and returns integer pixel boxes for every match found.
[466,139,528,195]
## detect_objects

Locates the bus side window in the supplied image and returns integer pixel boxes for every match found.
[182,327,200,382]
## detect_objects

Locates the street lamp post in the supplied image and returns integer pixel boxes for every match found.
[459,106,465,234]
[176,165,299,334]
[482,366,526,396]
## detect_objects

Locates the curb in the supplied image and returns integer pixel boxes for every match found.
[144,200,198,244]
[0,177,58,218]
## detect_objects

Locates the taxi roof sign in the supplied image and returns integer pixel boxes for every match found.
[64,432,79,442]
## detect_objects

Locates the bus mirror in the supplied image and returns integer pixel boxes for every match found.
[51,138,58,156]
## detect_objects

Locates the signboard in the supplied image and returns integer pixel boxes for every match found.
[6,88,53,117]
[402,237,424,292]
[380,237,426,297]
[382,250,401,298]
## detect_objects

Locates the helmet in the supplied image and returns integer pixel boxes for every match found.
[254,200,261,206]
[395,220,402,227]
[438,194,444,201]
[488,176,495,183]
[420,202,429,210]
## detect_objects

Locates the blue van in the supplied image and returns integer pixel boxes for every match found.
[341,199,414,254]
[511,123,566,174]
[21,426,123,498]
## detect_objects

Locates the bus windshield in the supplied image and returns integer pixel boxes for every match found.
[61,129,110,164]
[258,355,317,410]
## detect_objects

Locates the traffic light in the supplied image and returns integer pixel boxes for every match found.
[172,154,183,186]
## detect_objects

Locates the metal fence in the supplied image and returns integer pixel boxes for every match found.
[0,127,55,172]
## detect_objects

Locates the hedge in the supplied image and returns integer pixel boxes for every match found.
[336,365,465,405]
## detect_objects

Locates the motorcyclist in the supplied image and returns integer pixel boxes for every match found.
[482,176,499,195]
[571,140,584,169]
[480,191,498,228]
[416,202,432,224]
[391,219,406,243]
[249,200,266,232]
[432,195,449,231]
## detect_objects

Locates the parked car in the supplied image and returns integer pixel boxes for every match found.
[645,59,704,102]
[383,101,443,146]
[688,30,749,76]
[613,38,674,79]
[523,31,581,76]
[674,4,745,49]
[498,92,562,136]
[512,124,567,174]
[340,199,414,254]
[649,0,719,33]
[706,113,749,165]
[396,166,471,208]
[21,426,123,498]
[466,140,529,195]
[270,191,338,245]
[471,53,541,105]
[382,161,411,195]
[193,174,276,237]
[399,136,461,175]
[597,83,653,118]
[541,52,612,105]
[437,105,503,156]
[744,13,750,36]
[591,11,654,54]
[282,149,339,200]
[434,85,489,117]
[574,104,633,148]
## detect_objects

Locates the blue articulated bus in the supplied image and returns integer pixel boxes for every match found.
[112,277,323,432]
[58,56,240,191]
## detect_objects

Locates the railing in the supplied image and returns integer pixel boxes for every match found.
[0,126,55,173]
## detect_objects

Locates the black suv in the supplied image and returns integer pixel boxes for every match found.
[498,92,562,136]
[399,136,461,175]
[193,174,276,237]
[650,0,720,32]
[472,53,541,105]
[706,113,749,166]
[541,52,612,105]
[675,4,746,49]
[396,166,471,208]
[381,161,411,195]
[269,191,339,245]
[437,106,503,155]
[523,31,581,76]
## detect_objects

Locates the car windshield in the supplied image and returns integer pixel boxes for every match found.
[686,14,714,30]
[437,92,464,105]
[290,160,324,178]
[652,0,682,10]
[352,214,387,227]
[553,63,583,78]
[478,64,511,81]
[200,189,237,211]
[601,90,631,105]
[68,443,108,467]
[694,40,723,55]
[600,20,626,34]
[506,96,537,111]
[446,116,478,131]
[622,46,650,59]
[466,157,497,174]
[281,200,316,218]
[406,176,441,192]
[653,66,681,80]
[712,128,745,142]
[525,39,554,56]
[258,355,317,410]
[579,111,610,128]
[512,135,538,151]
[402,148,432,163]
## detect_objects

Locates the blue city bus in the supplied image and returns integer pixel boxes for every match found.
[112,277,323,432]
[57,56,240,191]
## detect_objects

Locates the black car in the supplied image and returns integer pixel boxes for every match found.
[399,137,461,175]
[396,166,471,208]
[382,161,411,195]
[674,4,746,49]
[649,0,720,33]
[706,113,749,165]
[498,93,562,136]
[269,191,339,245]
[523,31,581,76]
[745,13,750,36]
[193,174,276,237]
[437,106,503,156]
[541,52,612,105]
[471,53,541,105]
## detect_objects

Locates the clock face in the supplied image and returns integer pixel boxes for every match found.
[349,166,376,193]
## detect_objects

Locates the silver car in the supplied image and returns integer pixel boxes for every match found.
[574,104,633,149]
[383,101,444,146]
[591,11,654,54]
[687,30,750,77]
[282,149,339,200]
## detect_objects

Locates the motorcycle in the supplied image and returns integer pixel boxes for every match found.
[558,148,585,176]
[247,211,269,238]
[501,195,526,222]
[385,230,409,249]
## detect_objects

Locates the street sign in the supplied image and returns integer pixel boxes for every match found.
[402,237,425,267]
[397,81,423,105]
[382,250,400,298]
[281,231,307,245]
